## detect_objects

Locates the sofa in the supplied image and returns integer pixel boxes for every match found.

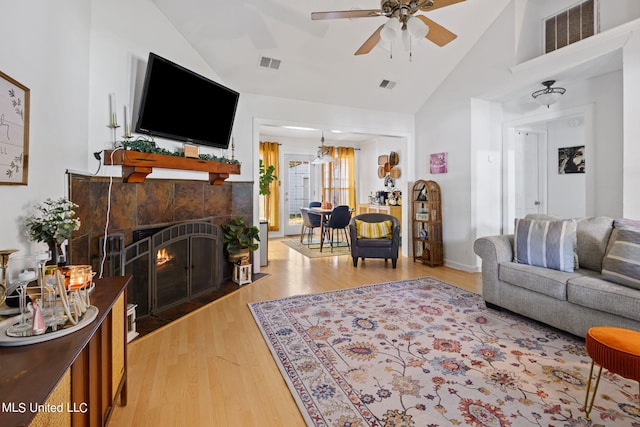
[473,215,640,338]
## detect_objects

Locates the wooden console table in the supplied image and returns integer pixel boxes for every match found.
[103,150,240,185]
[0,275,131,427]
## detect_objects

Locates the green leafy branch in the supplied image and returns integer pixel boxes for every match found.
[120,139,240,165]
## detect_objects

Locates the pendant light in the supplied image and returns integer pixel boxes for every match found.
[532,80,566,107]
[312,131,333,164]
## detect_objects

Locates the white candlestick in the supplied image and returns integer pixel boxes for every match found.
[124,105,130,136]
[110,93,117,127]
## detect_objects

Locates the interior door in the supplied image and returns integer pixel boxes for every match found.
[504,129,547,233]
[282,154,316,236]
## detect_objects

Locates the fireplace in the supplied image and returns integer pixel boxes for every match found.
[120,220,224,316]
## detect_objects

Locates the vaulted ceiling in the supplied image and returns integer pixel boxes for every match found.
[151,0,510,115]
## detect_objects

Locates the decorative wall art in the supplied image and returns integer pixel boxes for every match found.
[429,152,447,174]
[558,145,585,174]
[0,71,29,185]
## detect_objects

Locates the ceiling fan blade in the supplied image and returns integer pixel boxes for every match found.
[311,9,382,20]
[355,24,384,55]
[420,0,465,12]
[416,15,457,46]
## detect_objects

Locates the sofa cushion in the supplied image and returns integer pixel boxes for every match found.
[499,262,583,300]
[575,217,614,271]
[614,218,640,230]
[568,274,640,322]
[354,219,393,239]
[601,227,640,289]
[514,218,577,272]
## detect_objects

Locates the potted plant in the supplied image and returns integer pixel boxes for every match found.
[25,197,81,265]
[221,217,260,263]
[259,159,278,218]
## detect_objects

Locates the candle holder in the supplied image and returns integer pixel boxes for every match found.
[107,122,120,147]
[0,249,18,306]
[6,255,38,336]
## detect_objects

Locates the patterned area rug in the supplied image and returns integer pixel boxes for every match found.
[249,277,640,426]
[280,238,351,258]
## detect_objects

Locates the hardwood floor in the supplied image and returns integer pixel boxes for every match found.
[109,238,481,426]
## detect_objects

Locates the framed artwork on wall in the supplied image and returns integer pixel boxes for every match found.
[430,152,448,174]
[558,145,585,174]
[0,70,29,185]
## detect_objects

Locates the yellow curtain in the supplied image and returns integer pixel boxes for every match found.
[322,146,356,208]
[259,141,280,231]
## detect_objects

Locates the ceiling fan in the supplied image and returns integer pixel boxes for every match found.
[311,0,465,55]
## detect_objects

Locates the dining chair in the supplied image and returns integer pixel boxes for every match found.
[322,205,352,252]
[299,207,320,247]
[308,201,323,227]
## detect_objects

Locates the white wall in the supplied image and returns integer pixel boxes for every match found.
[415,2,637,271]
[515,0,640,64]
[0,0,90,253]
[546,117,586,218]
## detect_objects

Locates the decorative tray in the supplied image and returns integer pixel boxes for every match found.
[0,302,20,316]
[0,306,98,347]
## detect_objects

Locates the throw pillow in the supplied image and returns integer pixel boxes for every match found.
[527,214,580,269]
[601,227,640,289]
[355,220,393,239]
[514,218,577,272]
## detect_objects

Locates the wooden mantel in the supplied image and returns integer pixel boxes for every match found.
[103,149,241,185]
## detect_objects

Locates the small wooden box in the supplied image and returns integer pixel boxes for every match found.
[184,144,199,158]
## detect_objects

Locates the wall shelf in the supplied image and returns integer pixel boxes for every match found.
[103,150,240,185]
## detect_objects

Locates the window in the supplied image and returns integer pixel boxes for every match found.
[321,146,356,208]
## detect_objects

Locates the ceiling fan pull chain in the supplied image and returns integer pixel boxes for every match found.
[410,36,413,62]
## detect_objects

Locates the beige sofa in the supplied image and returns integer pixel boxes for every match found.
[473,216,640,337]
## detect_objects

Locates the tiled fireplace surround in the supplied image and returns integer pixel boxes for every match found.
[67,173,253,285]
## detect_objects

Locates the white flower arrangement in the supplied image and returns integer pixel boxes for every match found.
[25,197,81,245]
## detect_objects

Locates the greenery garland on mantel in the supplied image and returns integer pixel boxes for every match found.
[120,139,241,165]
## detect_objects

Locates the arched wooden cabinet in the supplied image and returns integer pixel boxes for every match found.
[412,180,443,266]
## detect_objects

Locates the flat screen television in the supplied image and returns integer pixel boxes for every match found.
[135,52,239,149]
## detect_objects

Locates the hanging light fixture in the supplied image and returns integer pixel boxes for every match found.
[532,80,566,107]
[311,131,334,164]
[377,15,429,60]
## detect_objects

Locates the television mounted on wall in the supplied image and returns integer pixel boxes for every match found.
[135,52,239,149]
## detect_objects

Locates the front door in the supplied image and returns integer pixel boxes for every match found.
[282,154,316,236]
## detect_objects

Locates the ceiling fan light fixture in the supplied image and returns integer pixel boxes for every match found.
[380,18,400,42]
[407,16,429,39]
[532,80,566,107]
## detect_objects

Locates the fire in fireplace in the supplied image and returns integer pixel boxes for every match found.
[120,220,224,317]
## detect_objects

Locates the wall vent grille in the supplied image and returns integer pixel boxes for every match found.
[259,56,281,70]
[379,79,397,89]
[544,0,598,54]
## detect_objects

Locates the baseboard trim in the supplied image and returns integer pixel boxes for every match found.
[444,259,481,273]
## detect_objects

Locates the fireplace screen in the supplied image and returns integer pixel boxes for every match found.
[121,221,224,316]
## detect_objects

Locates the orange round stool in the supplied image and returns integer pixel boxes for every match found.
[583,326,640,420]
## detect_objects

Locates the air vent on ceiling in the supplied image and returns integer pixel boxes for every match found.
[379,79,397,90]
[258,56,281,70]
